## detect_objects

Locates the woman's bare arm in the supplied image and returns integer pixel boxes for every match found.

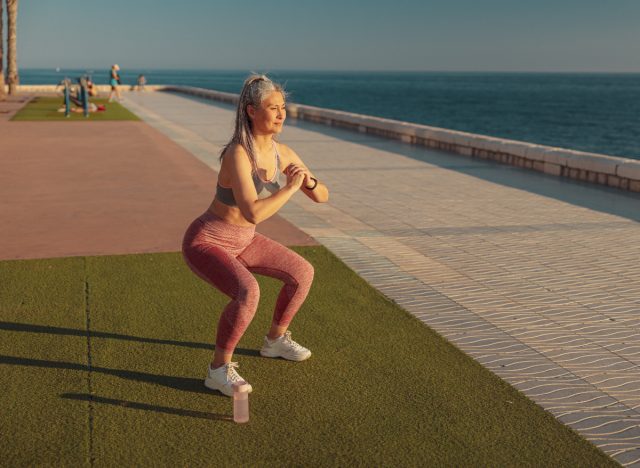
[227,145,305,224]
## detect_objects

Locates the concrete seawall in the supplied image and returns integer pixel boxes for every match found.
[15,84,640,193]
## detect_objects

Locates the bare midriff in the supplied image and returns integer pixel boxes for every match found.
[207,198,256,227]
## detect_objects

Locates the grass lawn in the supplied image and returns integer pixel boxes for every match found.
[0,248,616,467]
[11,96,140,121]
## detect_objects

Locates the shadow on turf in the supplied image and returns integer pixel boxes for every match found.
[61,393,232,421]
[0,321,259,357]
[0,354,229,397]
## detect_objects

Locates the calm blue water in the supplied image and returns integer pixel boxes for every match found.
[21,68,640,160]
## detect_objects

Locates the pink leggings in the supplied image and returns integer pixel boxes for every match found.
[182,211,314,353]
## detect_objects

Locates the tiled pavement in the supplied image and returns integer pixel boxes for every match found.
[123,91,640,466]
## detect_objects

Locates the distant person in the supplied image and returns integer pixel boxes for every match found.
[61,101,106,113]
[182,74,329,396]
[86,78,98,97]
[108,64,122,102]
[136,74,147,91]
[70,78,101,109]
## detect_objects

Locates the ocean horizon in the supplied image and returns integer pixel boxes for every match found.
[19,68,640,161]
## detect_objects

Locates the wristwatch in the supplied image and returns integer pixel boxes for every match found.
[305,177,318,190]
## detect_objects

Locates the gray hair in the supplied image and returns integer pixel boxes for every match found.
[221,74,287,172]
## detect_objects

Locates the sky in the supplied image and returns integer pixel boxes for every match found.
[9,0,640,72]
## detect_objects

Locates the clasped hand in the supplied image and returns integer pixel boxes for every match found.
[284,164,311,190]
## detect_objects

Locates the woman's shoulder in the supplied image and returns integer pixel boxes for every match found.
[221,143,252,170]
[223,142,248,159]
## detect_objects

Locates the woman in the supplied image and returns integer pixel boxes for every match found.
[182,75,329,396]
[108,64,121,102]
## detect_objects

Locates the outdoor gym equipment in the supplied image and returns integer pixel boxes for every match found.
[61,75,91,117]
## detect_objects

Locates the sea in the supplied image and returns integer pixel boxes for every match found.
[20,69,640,161]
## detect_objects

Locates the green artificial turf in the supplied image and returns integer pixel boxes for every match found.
[10,96,140,121]
[0,257,89,466]
[0,248,616,467]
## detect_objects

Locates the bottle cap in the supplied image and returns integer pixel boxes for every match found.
[233,382,251,393]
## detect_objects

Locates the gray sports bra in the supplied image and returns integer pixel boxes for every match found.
[215,143,283,207]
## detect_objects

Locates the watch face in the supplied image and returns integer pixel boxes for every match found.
[307,177,318,189]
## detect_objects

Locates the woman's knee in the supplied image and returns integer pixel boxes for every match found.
[296,257,314,289]
[236,276,260,309]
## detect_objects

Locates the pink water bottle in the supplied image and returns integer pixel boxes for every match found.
[233,382,250,423]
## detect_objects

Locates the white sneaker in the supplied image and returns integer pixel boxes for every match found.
[260,331,312,361]
[204,362,253,397]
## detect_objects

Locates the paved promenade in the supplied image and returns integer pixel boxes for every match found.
[123,90,640,466]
